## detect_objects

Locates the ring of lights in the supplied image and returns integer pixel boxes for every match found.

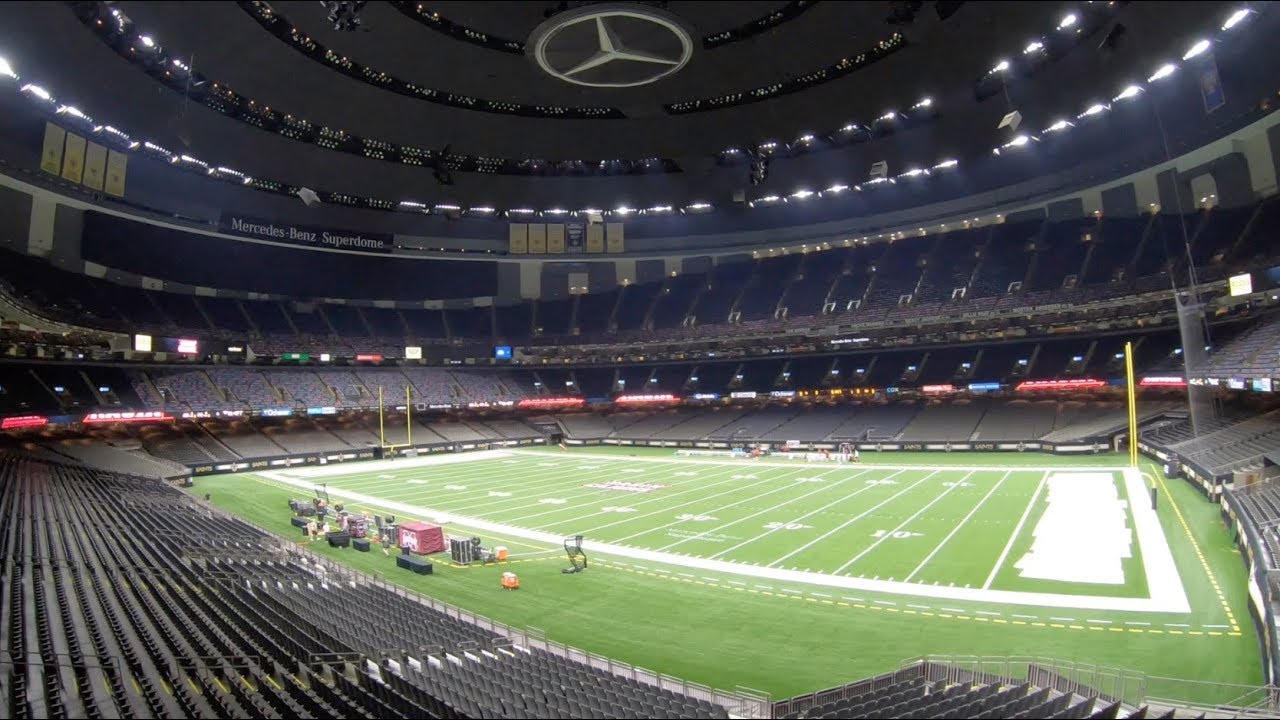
[528,4,695,88]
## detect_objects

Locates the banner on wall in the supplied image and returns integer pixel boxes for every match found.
[218,213,392,253]
[566,222,586,253]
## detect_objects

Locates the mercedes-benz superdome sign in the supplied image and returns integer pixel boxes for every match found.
[528,3,695,88]
[218,213,393,254]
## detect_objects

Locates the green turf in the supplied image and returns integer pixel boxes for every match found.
[191,448,1265,704]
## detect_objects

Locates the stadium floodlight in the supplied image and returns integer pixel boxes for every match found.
[55,105,89,120]
[990,59,1010,74]
[581,207,602,215]
[1043,118,1074,133]
[932,159,958,170]
[825,184,849,194]
[433,204,460,211]
[613,206,634,215]
[1024,40,1044,54]
[139,36,155,48]
[646,205,672,213]
[178,154,207,167]
[544,208,568,215]
[0,57,16,80]
[1182,39,1210,60]
[1058,12,1078,29]
[507,208,535,215]
[790,189,815,199]
[1113,85,1143,101]
[100,125,129,140]
[1148,63,1177,82]
[758,141,777,150]
[898,168,926,178]
[214,166,245,178]
[684,202,712,213]
[398,200,427,209]
[240,176,253,185]
[797,134,815,143]
[467,206,495,214]
[1222,8,1252,30]
[912,97,933,109]
[840,123,859,132]
[1078,103,1109,118]
[20,83,51,101]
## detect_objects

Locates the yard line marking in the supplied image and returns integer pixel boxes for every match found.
[907,604,930,610]
[754,584,773,590]
[976,611,1001,616]
[811,592,832,598]
[676,573,694,578]
[874,600,896,606]
[673,467,882,556]
[982,470,1050,590]
[728,581,745,586]
[1124,621,1150,626]
[941,607,965,613]
[833,472,971,574]
[1012,614,1038,619]
[578,467,811,536]
[448,457,704,515]
[1203,624,1231,629]
[904,471,1012,583]
[701,577,720,582]
[765,471,937,568]
[1164,623,1190,628]
[1087,619,1112,624]
[654,465,861,550]
[1050,617,1076,622]
[842,597,863,603]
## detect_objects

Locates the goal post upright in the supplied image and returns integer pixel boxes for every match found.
[1125,340,1139,468]
[378,385,386,449]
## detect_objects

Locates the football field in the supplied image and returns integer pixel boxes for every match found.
[198,446,1262,702]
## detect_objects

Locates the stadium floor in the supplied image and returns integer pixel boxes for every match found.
[195,448,1262,703]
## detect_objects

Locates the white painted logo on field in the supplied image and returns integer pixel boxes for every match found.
[583,481,667,493]
[673,471,699,477]
[731,474,758,480]
[444,484,466,490]
[539,498,567,505]
[764,522,812,530]
[872,530,923,539]
[1014,473,1131,585]
[675,513,718,522]
[601,506,638,513]
[942,481,973,488]
[866,479,898,486]
[488,491,513,497]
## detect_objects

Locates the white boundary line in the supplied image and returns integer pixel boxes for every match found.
[1123,467,1189,612]
[982,470,1049,589]
[905,471,1011,583]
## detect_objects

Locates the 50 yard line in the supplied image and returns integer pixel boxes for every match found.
[982,470,1050,590]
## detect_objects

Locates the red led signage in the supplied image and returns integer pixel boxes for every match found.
[1139,376,1187,387]
[1,415,49,430]
[517,397,586,409]
[1016,378,1107,391]
[82,411,172,424]
[921,384,955,394]
[355,354,384,362]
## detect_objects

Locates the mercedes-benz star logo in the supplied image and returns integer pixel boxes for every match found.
[529,4,694,88]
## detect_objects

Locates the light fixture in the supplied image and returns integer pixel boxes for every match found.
[991,59,1010,73]
[20,84,51,101]
[1058,13,1078,29]
[0,56,16,80]
[468,207,495,214]
[1222,8,1252,30]
[544,208,568,215]
[825,184,849,193]
[1078,103,1109,118]
[1043,119,1073,133]
[912,97,933,109]
[878,110,898,121]
[1148,63,1177,82]
[399,200,427,209]
[1182,39,1210,60]
[790,189,815,199]
[1024,41,1044,54]
[1113,85,1143,101]
[798,134,815,143]
[55,105,89,120]
[614,206,634,215]
[139,36,155,48]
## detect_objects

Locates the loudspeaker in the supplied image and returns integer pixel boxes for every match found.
[290,517,309,529]
[297,187,321,207]
[326,531,351,548]
[870,161,889,179]
[353,538,371,552]
[998,110,1022,133]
